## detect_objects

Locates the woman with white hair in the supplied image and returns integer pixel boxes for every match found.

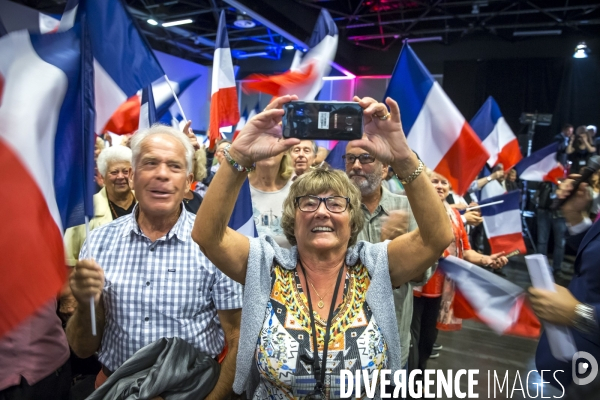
[61,146,135,316]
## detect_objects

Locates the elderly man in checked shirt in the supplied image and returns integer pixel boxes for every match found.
[344,141,434,370]
[66,125,243,399]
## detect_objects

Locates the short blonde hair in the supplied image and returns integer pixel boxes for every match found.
[193,149,207,182]
[279,153,294,181]
[281,168,364,247]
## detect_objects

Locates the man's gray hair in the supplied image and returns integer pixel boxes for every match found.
[97,145,133,177]
[130,124,195,174]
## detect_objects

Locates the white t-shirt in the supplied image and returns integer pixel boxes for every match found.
[250,179,293,248]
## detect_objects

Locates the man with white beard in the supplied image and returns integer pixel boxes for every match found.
[344,142,434,371]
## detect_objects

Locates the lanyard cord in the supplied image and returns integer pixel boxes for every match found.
[299,258,345,397]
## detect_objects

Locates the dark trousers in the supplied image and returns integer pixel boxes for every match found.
[0,360,71,400]
[537,208,566,272]
[409,295,442,372]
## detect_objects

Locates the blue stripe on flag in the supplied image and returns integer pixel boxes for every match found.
[81,0,164,97]
[470,96,502,142]
[141,84,157,126]
[228,179,257,237]
[479,191,521,217]
[215,11,229,49]
[308,9,338,48]
[383,43,435,135]
[155,75,200,118]
[514,143,558,176]
[324,140,348,171]
[30,29,94,228]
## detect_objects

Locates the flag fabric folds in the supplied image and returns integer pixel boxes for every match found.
[470,96,522,170]
[0,28,91,338]
[324,140,348,171]
[228,180,258,238]
[514,143,564,184]
[479,191,527,255]
[384,43,489,196]
[244,9,338,100]
[438,257,540,338]
[105,75,199,135]
[209,11,239,149]
[138,85,157,130]
[61,0,164,132]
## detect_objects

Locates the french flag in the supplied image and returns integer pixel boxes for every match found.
[105,75,199,135]
[209,11,239,149]
[138,84,157,131]
[438,257,540,338]
[384,44,489,196]
[244,9,338,100]
[0,0,60,34]
[471,96,522,170]
[61,0,165,133]
[479,191,527,255]
[0,27,93,337]
[228,180,258,238]
[514,143,564,184]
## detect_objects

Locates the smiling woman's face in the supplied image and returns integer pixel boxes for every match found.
[294,190,351,253]
[430,172,450,200]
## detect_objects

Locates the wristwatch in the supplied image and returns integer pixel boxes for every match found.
[572,303,598,334]
[486,176,492,182]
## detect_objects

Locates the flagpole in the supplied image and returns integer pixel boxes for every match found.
[465,200,504,211]
[163,75,188,122]
[84,217,97,336]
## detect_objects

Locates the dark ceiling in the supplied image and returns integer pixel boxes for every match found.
[9,0,600,75]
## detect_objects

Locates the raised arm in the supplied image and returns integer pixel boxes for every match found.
[192,95,300,284]
[351,96,453,287]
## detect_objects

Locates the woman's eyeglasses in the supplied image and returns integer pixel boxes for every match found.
[295,195,350,213]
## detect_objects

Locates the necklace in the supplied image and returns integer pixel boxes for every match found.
[108,193,135,220]
[308,280,329,309]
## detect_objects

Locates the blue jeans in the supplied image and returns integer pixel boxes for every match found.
[536,209,566,272]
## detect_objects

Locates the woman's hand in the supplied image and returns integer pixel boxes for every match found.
[349,96,413,166]
[482,252,508,269]
[229,95,300,168]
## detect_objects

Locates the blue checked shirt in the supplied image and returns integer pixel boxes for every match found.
[80,205,243,372]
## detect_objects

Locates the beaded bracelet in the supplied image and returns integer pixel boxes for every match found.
[223,144,256,173]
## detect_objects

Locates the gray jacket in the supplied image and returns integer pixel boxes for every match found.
[233,236,402,397]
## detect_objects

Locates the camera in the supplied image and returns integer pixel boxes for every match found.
[282,101,363,141]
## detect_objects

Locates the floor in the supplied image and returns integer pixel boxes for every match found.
[423,255,568,399]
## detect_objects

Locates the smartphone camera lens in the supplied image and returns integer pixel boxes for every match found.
[345,127,353,132]
[345,116,353,125]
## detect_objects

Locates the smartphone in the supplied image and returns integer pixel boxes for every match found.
[282,101,363,140]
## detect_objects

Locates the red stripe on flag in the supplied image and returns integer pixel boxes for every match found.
[544,166,565,185]
[496,138,522,170]
[243,64,315,97]
[209,87,240,149]
[103,94,141,135]
[503,299,541,338]
[435,122,489,196]
[0,139,67,339]
[488,232,527,255]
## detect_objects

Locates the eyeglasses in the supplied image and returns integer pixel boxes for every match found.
[342,153,376,165]
[295,195,350,213]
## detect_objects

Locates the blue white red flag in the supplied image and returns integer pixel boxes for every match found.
[384,43,489,196]
[138,85,157,130]
[0,0,60,34]
[61,0,164,133]
[244,9,338,100]
[209,11,239,149]
[228,180,258,238]
[438,256,540,338]
[233,106,248,141]
[514,143,564,184]
[0,27,94,338]
[324,140,348,171]
[479,191,526,255]
[471,96,522,170]
[105,75,199,134]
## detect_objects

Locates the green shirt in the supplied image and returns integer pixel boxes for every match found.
[357,186,433,366]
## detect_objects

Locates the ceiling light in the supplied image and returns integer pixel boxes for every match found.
[162,19,193,27]
[284,45,294,50]
[234,13,256,29]
[147,19,158,26]
[573,42,589,59]
[513,29,562,37]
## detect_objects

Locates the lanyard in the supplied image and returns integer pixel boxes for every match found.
[299,259,345,399]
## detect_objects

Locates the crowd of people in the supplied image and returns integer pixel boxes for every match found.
[1,96,598,400]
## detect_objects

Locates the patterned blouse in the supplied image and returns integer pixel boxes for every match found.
[253,264,388,399]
